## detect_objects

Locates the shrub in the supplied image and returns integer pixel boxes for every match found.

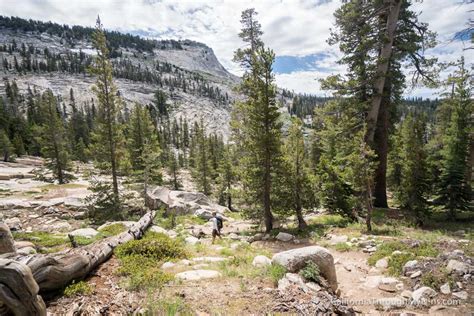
[99,223,127,236]
[116,232,186,261]
[334,242,352,252]
[299,261,320,283]
[63,281,93,297]
[265,264,287,286]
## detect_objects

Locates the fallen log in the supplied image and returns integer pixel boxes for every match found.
[0,211,155,315]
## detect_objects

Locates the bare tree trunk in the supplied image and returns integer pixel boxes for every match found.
[366,0,402,143]
[0,211,155,293]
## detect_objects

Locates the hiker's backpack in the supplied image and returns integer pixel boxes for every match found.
[216,216,223,230]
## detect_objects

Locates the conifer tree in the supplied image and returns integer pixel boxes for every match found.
[89,16,123,206]
[282,118,310,229]
[232,9,283,232]
[396,112,430,225]
[35,90,71,184]
[193,121,212,195]
[0,129,14,162]
[216,146,236,210]
[434,60,472,218]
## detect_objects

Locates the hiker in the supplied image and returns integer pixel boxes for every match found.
[211,211,223,244]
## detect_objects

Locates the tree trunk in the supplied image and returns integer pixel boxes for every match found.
[0,211,155,294]
[365,0,402,143]
[373,80,391,208]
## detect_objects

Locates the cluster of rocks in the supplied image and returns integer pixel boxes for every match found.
[270,246,354,315]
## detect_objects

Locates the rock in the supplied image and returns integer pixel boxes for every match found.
[377,277,401,293]
[4,217,22,231]
[285,273,305,286]
[149,225,168,234]
[73,211,87,220]
[180,259,192,266]
[161,262,176,269]
[375,258,388,269]
[403,260,419,275]
[401,290,412,298]
[194,208,213,220]
[429,305,461,316]
[343,264,354,272]
[249,233,264,242]
[440,283,450,294]
[228,233,240,240]
[262,234,271,241]
[363,246,377,253]
[69,228,99,238]
[410,270,422,278]
[275,232,294,242]
[306,282,321,292]
[327,234,348,245]
[446,259,469,275]
[49,221,72,232]
[364,276,383,288]
[17,246,36,255]
[0,223,16,254]
[357,240,375,248]
[277,276,291,292]
[192,263,210,269]
[452,291,468,300]
[375,297,405,311]
[452,249,464,256]
[392,250,403,255]
[175,270,221,281]
[63,197,85,210]
[192,256,227,263]
[272,246,337,291]
[412,286,437,306]
[145,186,228,216]
[14,241,35,249]
[252,255,272,267]
[185,236,200,245]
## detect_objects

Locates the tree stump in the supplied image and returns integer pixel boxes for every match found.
[0,259,46,315]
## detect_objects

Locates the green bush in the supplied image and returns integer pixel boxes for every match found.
[265,264,287,286]
[115,232,186,290]
[63,281,93,297]
[116,232,186,261]
[299,261,320,283]
[334,242,352,252]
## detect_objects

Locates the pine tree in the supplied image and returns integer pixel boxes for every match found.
[12,133,25,156]
[396,112,430,225]
[232,9,283,232]
[282,118,311,229]
[35,90,71,184]
[88,16,123,206]
[434,60,472,219]
[0,129,14,162]
[193,121,212,195]
[216,146,236,210]
[167,147,180,190]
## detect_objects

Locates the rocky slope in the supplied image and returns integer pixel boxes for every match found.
[0,17,245,139]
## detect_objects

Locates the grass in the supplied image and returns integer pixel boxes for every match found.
[265,264,287,286]
[154,212,208,230]
[367,240,439,276]
[63,281,94,297]
[334,242,353,252]
[98,223,127,236]
[421,269,454,289]
[299,261,320,283]
[146,297,192,315]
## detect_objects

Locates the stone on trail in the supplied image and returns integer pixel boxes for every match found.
[69,228,99,238]
[175,270,221,281]
[4,217,22,231]
[149,225,168,234]
[14,241,35,249]
[375,258,388,269]
[272,246,337,291]
[403,260,419,275]
[446,259,470,275]
[192,256,227,263]
[252,255,272,267]
[275,232,294,242]
[440,283,451,295]
[161,262,176,269]
[17,246,36,255]
[328,234,348,245]
[410,270,422,278]
[411,286,437,306]
[185,236,200,245]
[0,223,16,254]
[452,291,468,300]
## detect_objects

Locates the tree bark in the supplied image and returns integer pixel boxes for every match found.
[0,259,46,316]
[365,0,402,143]
[373,79,391,208]
[0,211,155,294]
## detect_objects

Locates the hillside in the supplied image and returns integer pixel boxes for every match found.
[0,16,241,139]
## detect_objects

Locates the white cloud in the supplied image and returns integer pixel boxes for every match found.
[0,0,472,97]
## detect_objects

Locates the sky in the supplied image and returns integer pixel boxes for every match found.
[0,0,472,98]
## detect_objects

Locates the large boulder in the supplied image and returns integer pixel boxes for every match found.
[145,186,228,216]
[252,255,272,267]
[0,223,16,254]
[412,286,437,306]
[272,246,337,291]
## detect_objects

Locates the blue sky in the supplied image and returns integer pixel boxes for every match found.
[0,0,472,98]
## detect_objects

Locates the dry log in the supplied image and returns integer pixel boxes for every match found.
[0,211,155,294]
[0,224,16,255]
[0,259,46,316]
